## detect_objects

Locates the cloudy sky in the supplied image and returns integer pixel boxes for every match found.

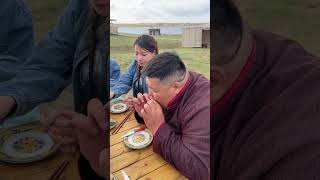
[110,0,210,23]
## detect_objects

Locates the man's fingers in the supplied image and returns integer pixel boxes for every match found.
[143,93,151,101]
[140,108,146,117]
[143,103,152,114]
[48,130,77,145]
[87,98,106,131]
[60,144,78,154]
[137,93,145,104]
[53,117,73,128]
[132,97,142,105]
[41,109,74,128]
[149,99,160,109]
[49,126,74,136]
[103,102,110,111]
[71,113,99,136]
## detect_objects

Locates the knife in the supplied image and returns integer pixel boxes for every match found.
[121,170,130,180]
[121,126,146,138]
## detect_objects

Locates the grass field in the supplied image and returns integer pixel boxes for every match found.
[26,0,69,42]
[111,34,210,78]
[237,0,320,56]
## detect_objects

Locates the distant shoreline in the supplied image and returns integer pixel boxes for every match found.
[113,23,210,27]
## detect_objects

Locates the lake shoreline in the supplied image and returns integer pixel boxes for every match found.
[114,23,209,27]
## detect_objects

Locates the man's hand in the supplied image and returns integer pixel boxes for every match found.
[132,93,152,116]
[99,148,108,178]
[41,108,77,153]
[0,96,16,123]
[71,98,108,177]
[140,99,165,135]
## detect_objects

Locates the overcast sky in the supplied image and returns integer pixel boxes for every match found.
[110,0,210,23]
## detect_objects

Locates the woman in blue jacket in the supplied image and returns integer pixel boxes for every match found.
[110,34,158,123]
[0,0,33,81]
[110,57,121,87]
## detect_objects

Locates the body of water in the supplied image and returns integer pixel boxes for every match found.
[118,26,184,35]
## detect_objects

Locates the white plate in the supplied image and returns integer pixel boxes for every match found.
[110,119,117,129]
[110,103,128,114]
[123,128,153,149]
[110,173,118,180]
[0,129,58,163]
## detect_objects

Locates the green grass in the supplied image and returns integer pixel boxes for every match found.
[111,34,210,78]
[26,0,69,42]
[237,0,320,55]
[25,0,72,105]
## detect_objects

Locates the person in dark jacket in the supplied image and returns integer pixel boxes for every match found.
[132,52,210,179]
[212,0,320,179]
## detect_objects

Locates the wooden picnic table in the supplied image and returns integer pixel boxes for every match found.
[110,110,187,180]
[0,122,82,180]
[0,98,187,180]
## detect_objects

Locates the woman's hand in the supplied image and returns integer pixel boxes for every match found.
[124,95,135,110]
[0,96,16,123]
[41,108,77,153]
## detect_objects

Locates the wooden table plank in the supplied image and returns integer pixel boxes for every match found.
[110,147,154,172]
[0,151,81,180]
[110,111,135,123]
[110,142,128,158]
[138,164,187,180]
[113,154,167,180]
[111,119,142,135]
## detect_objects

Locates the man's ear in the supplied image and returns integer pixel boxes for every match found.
[212,66,225,87]
[173,82,182,94]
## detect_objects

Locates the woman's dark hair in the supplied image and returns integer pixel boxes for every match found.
[134,34,159,54]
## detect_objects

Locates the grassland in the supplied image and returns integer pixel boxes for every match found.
[237,0,320,55]
[111,34,210,78]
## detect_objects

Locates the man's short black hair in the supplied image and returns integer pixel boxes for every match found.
[141,52,186,81]
[212,0,242,31]
[212,0,243,65]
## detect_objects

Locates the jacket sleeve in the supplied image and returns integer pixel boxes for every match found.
[153,102,210,179]
[9,0,34,62]
[0,0,33,77]
[111,59,136,96]
[0,0,82,116]
[110,58,121,88]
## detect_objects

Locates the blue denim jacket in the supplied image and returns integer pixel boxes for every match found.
[0,0,33,81]
[0,0,110,116]
[111,59,148,97]
[110,57,120,88]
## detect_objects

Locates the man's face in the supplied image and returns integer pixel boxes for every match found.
[146,77,177,108]
[90,0,108,17]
